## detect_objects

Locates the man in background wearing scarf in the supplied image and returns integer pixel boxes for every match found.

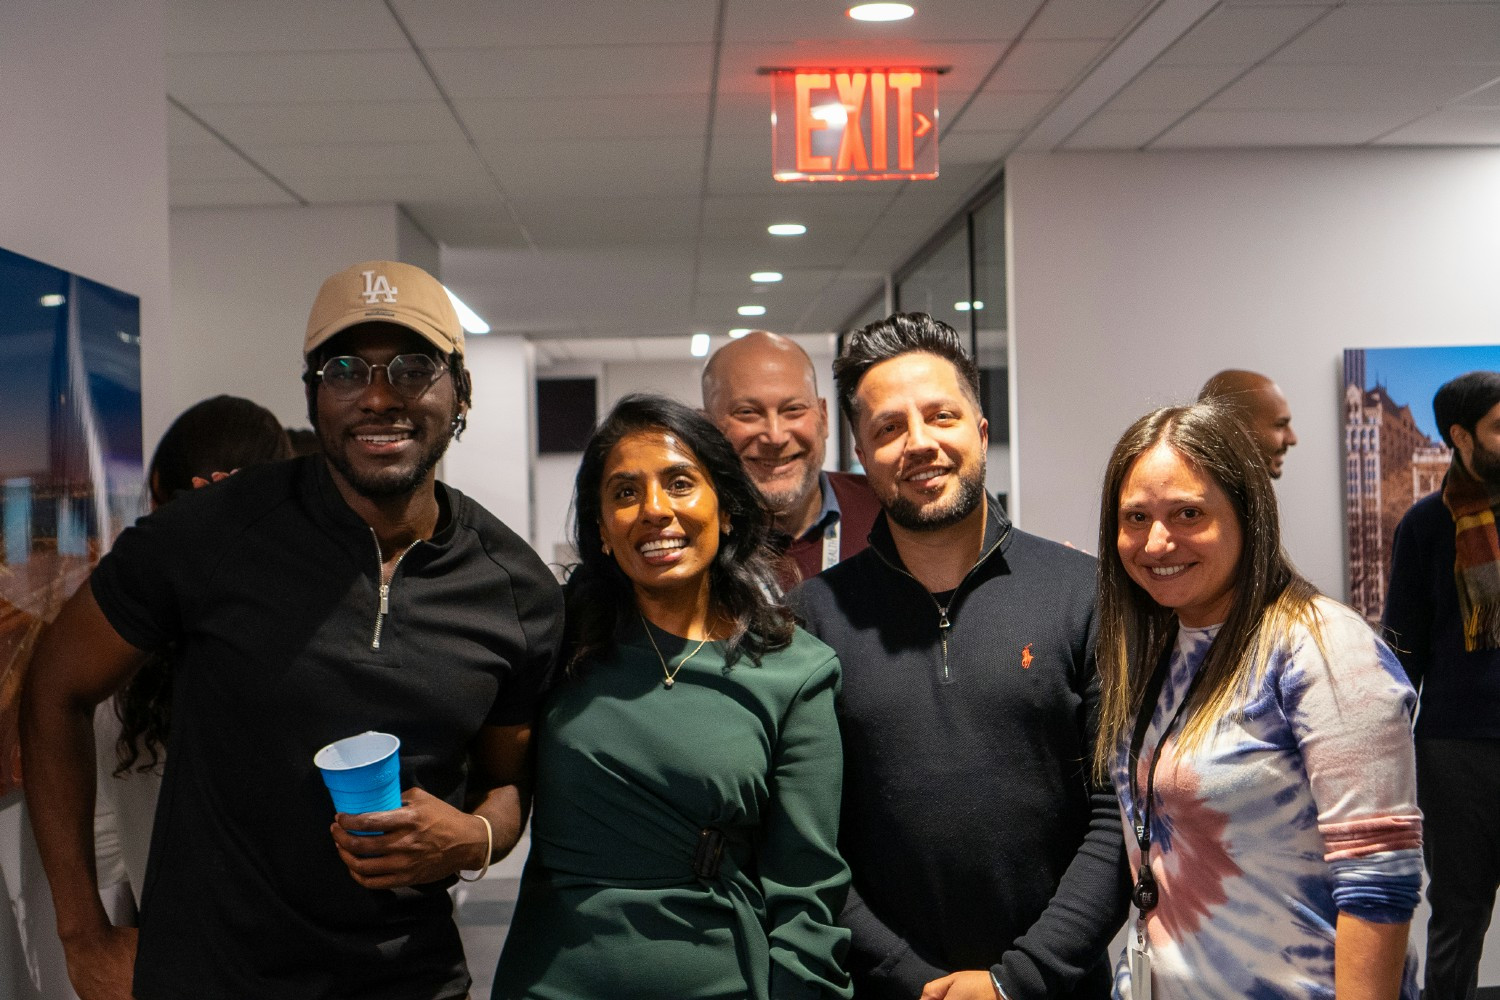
[1385,370,1500,1000]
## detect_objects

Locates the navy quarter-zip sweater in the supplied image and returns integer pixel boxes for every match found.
[793,499,1127,1000]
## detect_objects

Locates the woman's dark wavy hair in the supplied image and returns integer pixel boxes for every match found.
[115,395,292,775]
[563,393,793,677]
[1093,400,1320,780]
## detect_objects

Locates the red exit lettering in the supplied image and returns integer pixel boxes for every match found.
[772,67,938,183]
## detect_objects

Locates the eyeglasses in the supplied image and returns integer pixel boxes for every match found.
[313,354,447,401]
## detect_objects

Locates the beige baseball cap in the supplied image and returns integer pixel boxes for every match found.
[304,260,464,357]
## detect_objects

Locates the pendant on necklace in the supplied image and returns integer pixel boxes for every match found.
[663,677,675,689]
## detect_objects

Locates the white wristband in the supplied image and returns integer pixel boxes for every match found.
[457,814,492,883]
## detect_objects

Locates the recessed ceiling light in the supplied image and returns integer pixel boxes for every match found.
[39,294,65,307]
[751,271,784,283]
[738,305,767,317]
[690,333,711,357]
[954,301,971,312]
[443,286,490,335]
[848,3,914,22]
[767,223,807,237]
[729,328,752,339]
[971,300,984,310]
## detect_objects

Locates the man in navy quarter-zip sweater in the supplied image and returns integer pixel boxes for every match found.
[22,261,562,1000]
[794,314,1126,1000]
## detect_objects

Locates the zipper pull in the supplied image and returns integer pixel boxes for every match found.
[937,607,951,631]
[379,583,390,615]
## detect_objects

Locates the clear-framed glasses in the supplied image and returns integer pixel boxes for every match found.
[313,354,446,401]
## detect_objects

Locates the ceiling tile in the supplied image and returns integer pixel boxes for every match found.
[1155,5,1330,65]
[168,103,221,147]
[1027,0,1157,40]
[509,196,699,250]
[1209,62,1500,113]
[1454,75,1500,108]
[722,0,1039,45]
[954,90,1059,132]
[167,0,405,53]
[289,172,491,206]
[191,101,465,147]
[477,136,706,199]
[394,0,718,48]
[1275,4,1500,64]
[456,95,711,141]
[168,143,263,180]
[428,44,715,100]
[1154,108,1416,146]
[168,177,299,208]
[405,203,534,249]
[168,50,435,105]
[939,129,1023,165]
[250,140,479,179]
[1102,64,1244,112]
[985,39,1113,91]
[1374,106,1500,144]
[1061,110,1183,148]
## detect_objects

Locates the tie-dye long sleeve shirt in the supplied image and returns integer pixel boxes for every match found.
[1111,598,1423,1000]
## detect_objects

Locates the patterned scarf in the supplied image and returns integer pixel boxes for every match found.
[1441,455,1500,651]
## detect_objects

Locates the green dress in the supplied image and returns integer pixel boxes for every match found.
[490,622,852,1000]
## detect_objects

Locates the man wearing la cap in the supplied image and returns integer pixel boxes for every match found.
[22,261,563,1000]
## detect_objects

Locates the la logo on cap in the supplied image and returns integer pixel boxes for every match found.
[360,270,398,305]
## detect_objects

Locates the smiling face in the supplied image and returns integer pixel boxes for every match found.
[599,429,724,609]
[313,323,463,502]
[1242,381,1297,479]
[703,334,828,533]
[1117,443,1244,628]
[853,351,988,532]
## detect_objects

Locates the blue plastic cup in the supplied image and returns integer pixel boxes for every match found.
[315,731,401,828]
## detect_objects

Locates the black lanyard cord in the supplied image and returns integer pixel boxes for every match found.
[1127,626,1211,914]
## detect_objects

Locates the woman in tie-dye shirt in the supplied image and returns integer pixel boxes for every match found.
[1093,402,1422,1000]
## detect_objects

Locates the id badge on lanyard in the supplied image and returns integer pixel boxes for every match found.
[820,520,841,572]
[1128,910,1152,1000]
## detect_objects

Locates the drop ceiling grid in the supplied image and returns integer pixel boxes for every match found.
[161,0,1500,346]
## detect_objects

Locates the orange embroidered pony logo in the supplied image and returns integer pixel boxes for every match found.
[1021,643,1034,669]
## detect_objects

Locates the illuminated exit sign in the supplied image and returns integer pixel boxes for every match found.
[767,67,941,182]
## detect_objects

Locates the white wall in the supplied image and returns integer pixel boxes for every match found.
[0,2,169,996]
[168,203,422,437]
[443,335,536,544]
[1007,148,1500,594]
[1007,146,1500,983]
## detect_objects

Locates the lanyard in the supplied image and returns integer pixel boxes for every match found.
[820,519,841,571]
[1127,628,1209,914]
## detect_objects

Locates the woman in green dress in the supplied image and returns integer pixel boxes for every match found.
[492,394,852,1000]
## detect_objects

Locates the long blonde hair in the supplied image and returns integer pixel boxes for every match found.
[1093,402,1321,780]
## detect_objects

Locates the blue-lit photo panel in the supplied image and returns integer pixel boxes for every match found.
[0,246,143,795]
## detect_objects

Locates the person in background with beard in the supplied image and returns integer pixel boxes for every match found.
[792,313,1126,1000]
[1384,370,1500,1000]
[701,331,879,590]
[22,260,562,1000]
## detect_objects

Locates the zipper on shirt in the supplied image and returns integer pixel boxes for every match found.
[370,530,419,651]
[869,517,1010,683]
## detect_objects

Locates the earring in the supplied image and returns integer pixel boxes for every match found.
[602,541,612,555]
[722,523,733,536]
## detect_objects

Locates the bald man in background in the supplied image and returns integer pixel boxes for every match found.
[1199,369,1299,478]
[702,331,880,588]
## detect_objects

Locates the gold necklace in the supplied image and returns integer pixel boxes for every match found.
[639,611,712,689]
